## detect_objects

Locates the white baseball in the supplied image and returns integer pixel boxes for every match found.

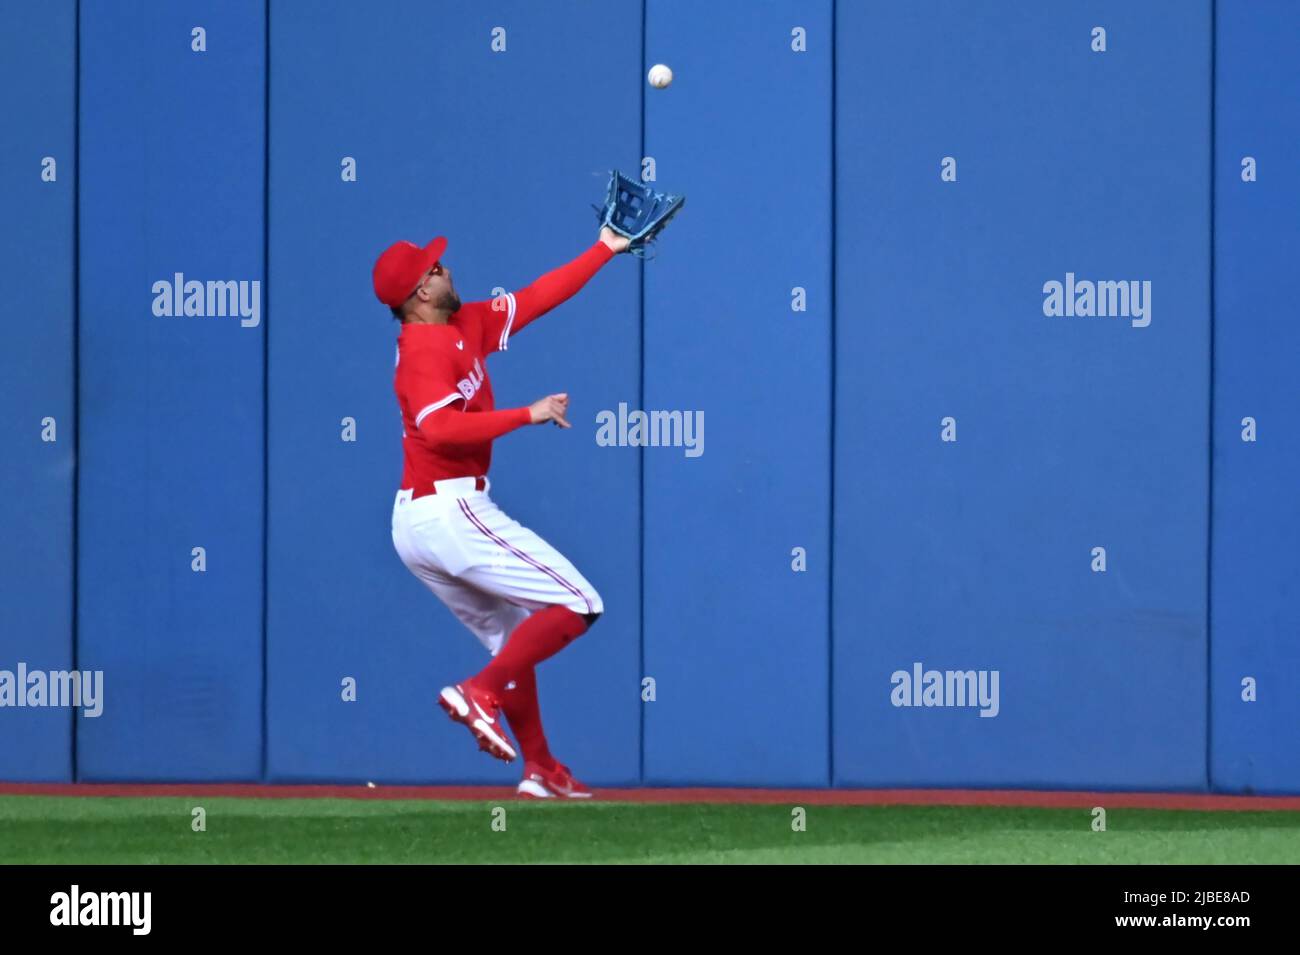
[648,64,673,89]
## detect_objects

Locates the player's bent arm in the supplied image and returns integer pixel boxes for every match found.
[508,240,616,335]
[418,394,571,450]
[419,405,532,450]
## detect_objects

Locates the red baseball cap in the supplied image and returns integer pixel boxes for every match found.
[372,236,448,308]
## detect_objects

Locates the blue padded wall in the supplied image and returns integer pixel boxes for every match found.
[642,0,833,786]
[76,1,265,780]
[0,0,77,782]
[832,1,1212,789]
[1209,0,1300,795]
[265,0,642,784]
[2,0,1293,793]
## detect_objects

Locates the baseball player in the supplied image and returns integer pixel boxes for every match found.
[374,225,630,799]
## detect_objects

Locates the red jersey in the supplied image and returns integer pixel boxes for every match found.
[393,241,614,493]
[395,297,514,488]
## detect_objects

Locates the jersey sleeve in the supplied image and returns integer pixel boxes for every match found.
[508,241,612,336]
[419,404,532,449]
[453,297,517,357]
[402,349,465,430]
[453,240,613,356]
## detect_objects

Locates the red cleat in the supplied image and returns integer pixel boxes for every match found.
[516,761,593,799]
[438,682,517,763]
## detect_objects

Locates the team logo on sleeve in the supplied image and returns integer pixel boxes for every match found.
[457,358,486,401]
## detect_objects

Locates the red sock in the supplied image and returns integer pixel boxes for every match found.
[498,668,555,771]
[475,605,588,696]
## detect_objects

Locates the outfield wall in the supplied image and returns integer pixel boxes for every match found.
[1,1,1294,793]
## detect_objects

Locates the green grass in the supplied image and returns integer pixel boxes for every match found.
[2,796,1298,864]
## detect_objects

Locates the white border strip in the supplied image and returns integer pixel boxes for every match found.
[499,292,517,352]
[414,392,465,428]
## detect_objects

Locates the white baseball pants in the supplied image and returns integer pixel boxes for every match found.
[391,477,604,656]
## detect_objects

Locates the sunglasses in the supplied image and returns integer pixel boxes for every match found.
[405,261,444,301]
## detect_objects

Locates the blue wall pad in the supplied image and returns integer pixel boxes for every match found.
[833,1,1212,790]
[77,1,266,780]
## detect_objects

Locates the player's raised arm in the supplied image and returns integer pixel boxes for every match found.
[503,236,621,339]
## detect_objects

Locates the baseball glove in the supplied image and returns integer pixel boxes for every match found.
[593,169,685,258]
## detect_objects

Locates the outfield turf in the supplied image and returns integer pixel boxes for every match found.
[2,796,1299,863]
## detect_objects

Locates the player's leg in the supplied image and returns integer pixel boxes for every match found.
[393,493,522,651]
[424,582,561,770]
[393,494,529,760]
[392,500,564,768]
[448,491,603,698]
[392,486,601,785]
[403,569,526,760]
[449,488,603,618]
[430,589,560,771]
[446,491,601,796]
[408,578,564,772]
[497,666,556,771]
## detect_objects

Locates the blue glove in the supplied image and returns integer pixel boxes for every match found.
[593,170,685,259]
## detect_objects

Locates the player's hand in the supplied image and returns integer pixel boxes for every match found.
[529,393,571,429]
[599,226,630,254]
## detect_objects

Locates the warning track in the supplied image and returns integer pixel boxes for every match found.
[1,782,1298,810]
